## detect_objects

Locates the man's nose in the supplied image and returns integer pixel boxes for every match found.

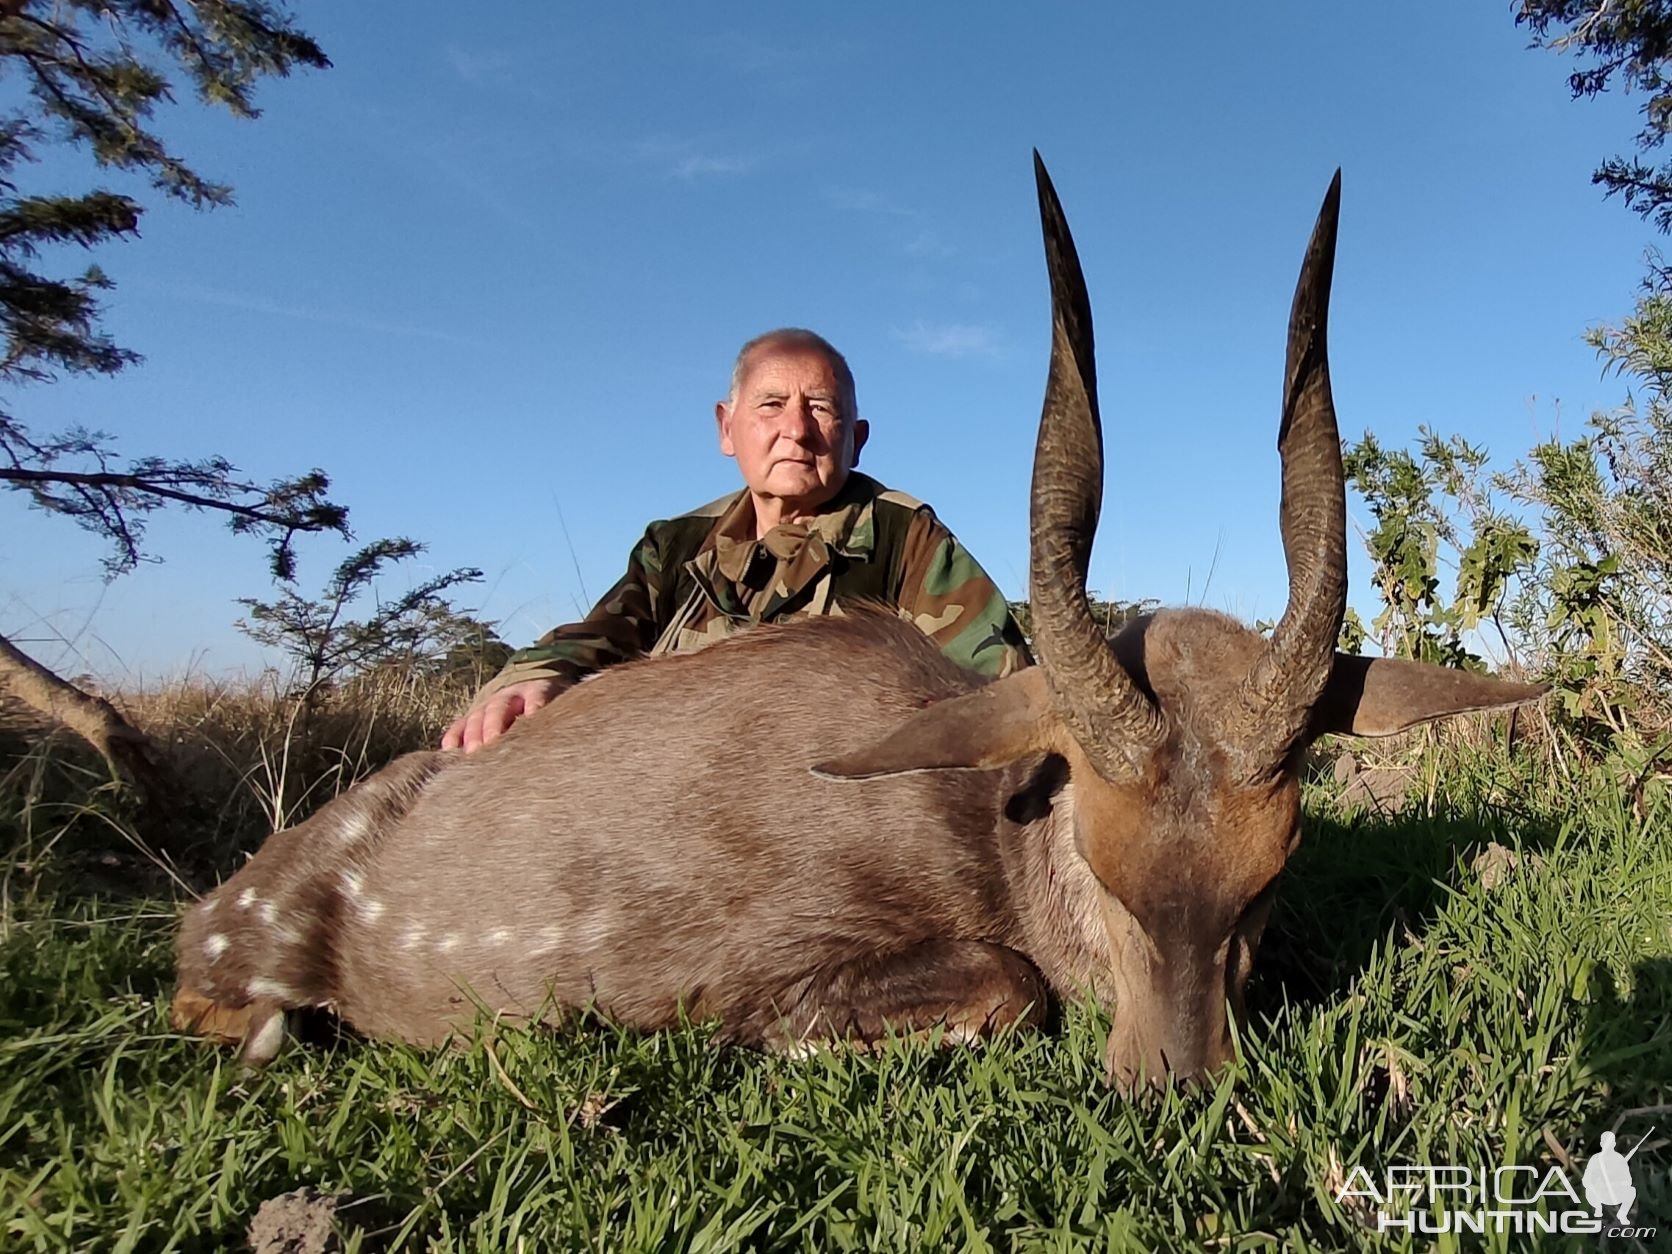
[781,397,819,439]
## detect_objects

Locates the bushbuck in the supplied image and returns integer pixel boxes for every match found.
[175,156,1544,1089]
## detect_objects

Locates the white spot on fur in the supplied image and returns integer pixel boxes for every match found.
[486,927,510,946]
[361,897,385,926]
[338,810,369,844]
[570,910,612,953]
[247,976,300,1002]
[533,925,563,953]
[272,922,304,946]
[237,887,258,910]
[204,933,229,962]
[400,924,427,951]
[257,901,278,927]
[242,1012,286,1065]
[437,932,460,953]
[339,869,364,900]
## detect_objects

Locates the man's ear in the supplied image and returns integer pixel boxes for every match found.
[1310,653,1548,739]
[813,667,1055,780]
[849,417,870,468]
[716,401,735,458]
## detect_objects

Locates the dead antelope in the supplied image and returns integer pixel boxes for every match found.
[174,156,1544,1090]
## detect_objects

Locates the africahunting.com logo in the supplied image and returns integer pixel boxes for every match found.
[1335,1126,1659,1239]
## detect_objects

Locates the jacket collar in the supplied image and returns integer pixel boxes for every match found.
[689,471,882,619]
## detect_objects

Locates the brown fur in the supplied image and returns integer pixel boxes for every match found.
[176,613,1097,1056]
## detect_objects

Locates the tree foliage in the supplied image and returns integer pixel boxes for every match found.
[0,1,343,577]
[1518,0,1672,234]
[1342,429,1538,670]
[1506,3,1672,802]
[1344,316,1672,803]
[0,4,340,825]
[1502,291,1672,743]
[235,540,486,703]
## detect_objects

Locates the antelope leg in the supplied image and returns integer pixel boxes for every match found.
[171,988,289,1066]
[752,939,1050,1052]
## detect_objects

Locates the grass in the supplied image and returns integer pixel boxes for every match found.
[1,708,1669,1250]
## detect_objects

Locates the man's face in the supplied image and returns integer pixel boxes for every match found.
[717,347,868,512]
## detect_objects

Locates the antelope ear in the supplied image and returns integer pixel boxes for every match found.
[812,668,1057,780]
[1310,653,1548,739]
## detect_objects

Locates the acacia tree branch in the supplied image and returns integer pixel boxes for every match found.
[2,463,312,523]
[11,12,208,184]
[1549,0,1616,52]
[1599,168,1672,197]
[161,5,219,87]
[15,43,211,203]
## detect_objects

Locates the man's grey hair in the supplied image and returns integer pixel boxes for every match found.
[727,328,859,421]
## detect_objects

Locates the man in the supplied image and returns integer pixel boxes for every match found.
[443,327,1030,752]
[1583,1130,1643,1223]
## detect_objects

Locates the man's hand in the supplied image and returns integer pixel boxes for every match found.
[441,679,564,752]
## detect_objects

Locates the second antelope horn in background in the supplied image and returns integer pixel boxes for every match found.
[1027,151,1165,781]
[1232,170,1348,770]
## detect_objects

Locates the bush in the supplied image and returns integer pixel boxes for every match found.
[1343,283,1672,810]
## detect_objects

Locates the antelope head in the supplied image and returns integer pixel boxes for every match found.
[817,156,1545,1091]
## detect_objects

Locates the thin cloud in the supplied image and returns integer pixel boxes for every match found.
[634,136,759,180]
[902,229,956,258]
[446,47,516,85]
[331,98,538,232]
[892,320,1003,359]
[826,187,957,258]
[163,283,487,348]
[426,136,540,232]
[823,186,918,218]
[674,153,756,179]
[441,46,555,107]
[689,31,858,82]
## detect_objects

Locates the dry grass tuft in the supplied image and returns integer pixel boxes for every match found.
[1,666,476,903]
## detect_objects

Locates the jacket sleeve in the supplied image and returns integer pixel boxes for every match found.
[470,526,670,702]
[893,509,1033,679]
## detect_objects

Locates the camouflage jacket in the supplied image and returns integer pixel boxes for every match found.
[475,471,1032,701]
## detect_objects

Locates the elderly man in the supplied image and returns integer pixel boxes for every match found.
[443,327,1031,752]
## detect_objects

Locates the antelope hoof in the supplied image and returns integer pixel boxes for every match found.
[171,988,287,1066]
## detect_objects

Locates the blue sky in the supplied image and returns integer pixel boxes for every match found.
[0,3,1654,682]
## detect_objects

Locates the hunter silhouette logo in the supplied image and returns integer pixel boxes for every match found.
[1336,1124,1659,1239]
[1584,1128,1651,1224]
